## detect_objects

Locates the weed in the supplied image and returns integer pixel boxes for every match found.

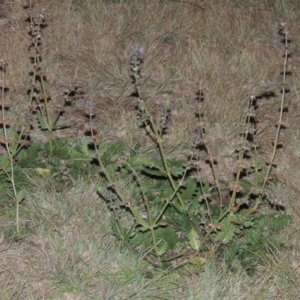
[95,21,291,272]
[0,4,90,232]
[0,59,29,232]
[26,6,81,154]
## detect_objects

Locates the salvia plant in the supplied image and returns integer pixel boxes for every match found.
[0,6,92,232]
[0,3,290,272]
[26,7,81,155]
[0,59,29,233]
[96,23,290,272]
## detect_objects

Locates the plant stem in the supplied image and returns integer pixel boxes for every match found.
[262,26,288,189]
[1,66,20,232]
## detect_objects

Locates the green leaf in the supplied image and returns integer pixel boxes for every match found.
[141,158,185,177]
[111,218,125,240]
[124,224,136,240]
[16,189,26,204]
[97,186,105,195]
[171,200,185,213]
[161,181,175,198]
[80,139,90,157]
[188,255,206,273]
[251,161,263,171]
[182,214,192,232]
[241,179,252,196]
[52,124,70,130]
[224,239,241,265]
[154,226,179,250]
[142,159,166,177]
[143,167,166,177]
[17,143,44,168]
[180,178,198,205]
[130,228,152,248]
[212,215,236,244]
[130,207,150,228]
[0,153,10,171]
[156,241,168,256]
[168,159,186,177]
[188,227,201,251]
[127,154,152,171]
[37,115,49,130]
[101,141,125,165]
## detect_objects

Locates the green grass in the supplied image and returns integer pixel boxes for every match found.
[1,181,298,299]
[0,0,300,299]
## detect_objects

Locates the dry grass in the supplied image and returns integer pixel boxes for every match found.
[1,0,300,298]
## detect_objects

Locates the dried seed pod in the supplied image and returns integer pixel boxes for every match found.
[0,136,12,144]
[229,181,243,193]
[0,99,10,107]
[0,118,11,125]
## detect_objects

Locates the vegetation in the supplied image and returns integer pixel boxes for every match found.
[0,0,300,299]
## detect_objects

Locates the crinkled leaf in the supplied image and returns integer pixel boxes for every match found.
[171,200,185,213]
[17,143,44,168]
[37,115,49,130]
[79,139,90,157]
[142,158,166,176]
[101,141,124,165]
[168,159,186,177]
[224,239,241,265]
[182,214,192,232]
[154,226,179,250]
[241,179,252,196]
[180,177,198,204]
[142,167,166,177]
[127,155,152,171]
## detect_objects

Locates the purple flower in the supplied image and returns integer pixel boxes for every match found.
[139,46,145,54]
[137,46,145,59]
[130,44,145,60]
[85,100,96,117]
[85,100,96,109]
